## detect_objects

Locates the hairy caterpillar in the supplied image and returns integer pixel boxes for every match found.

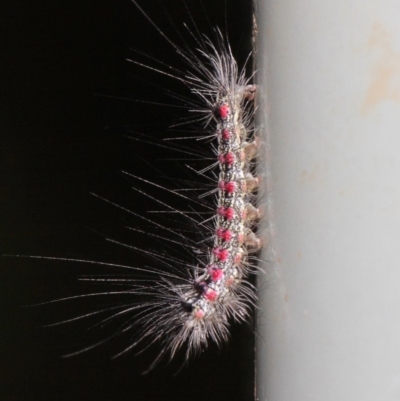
[4,0,261,376]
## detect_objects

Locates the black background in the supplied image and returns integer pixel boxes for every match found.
[1,1,255,400]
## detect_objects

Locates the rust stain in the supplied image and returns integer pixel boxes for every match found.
[362,22,400,114]
[300,164,320,184]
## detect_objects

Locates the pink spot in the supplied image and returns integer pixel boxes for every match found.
[217,207,235,220]
[194,309,205,320]
[224,152,235,165]
[208,267,224,281]
[225,181,236,194]
[238,232,245,243]
[218,180,226,191]
[222,129,231,140]
[205,289,218,302]
[225,207,235,220]
[219,103,230,119]
[213,247,229,262]
[216,228,233,242]
[223,230,233,241]
[216,228,225,239]
[239,151,246,161]
[218,180,237,193]
[217,207,225,217]
[218,153,235,165]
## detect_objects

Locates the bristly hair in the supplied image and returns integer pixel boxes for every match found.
[14,0,261,372]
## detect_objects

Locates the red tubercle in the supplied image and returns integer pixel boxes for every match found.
[195,281,218,302]
[194,309,205,320]
[219,180,237,194]
[219,129,232,140]
[225,207,235,220]
[224,152,235,165]
[205,288,218,302]
[226,181,237,193]
[216,228,233,242]
[213,247,229,262]
[218,152,235,166]
[216,228,224,239]
[217,206,235,220]
[218,103,230,120]
[208,266,224,281]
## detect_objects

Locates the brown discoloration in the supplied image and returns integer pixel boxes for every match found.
[300,164,320,184]
[362,22,400,114]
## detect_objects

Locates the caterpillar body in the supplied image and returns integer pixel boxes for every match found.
[112,1,261,365]
[12,0,262,371]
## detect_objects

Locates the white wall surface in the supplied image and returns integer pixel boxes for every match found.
[255,1,400,400]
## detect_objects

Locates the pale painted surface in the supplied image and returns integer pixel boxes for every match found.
[255,1,400,400]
